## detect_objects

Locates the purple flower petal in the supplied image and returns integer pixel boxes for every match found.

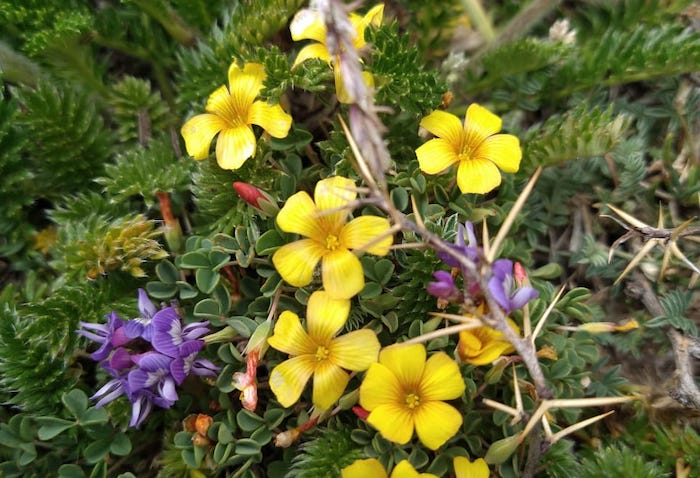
[129,391,154,428]
[92,378,126,408]
[427,271,458,299]
[509,286,540,311]
[137,288,157,319]
[108,347,133,371]
[128,369,149,391]
[190,357,219,378]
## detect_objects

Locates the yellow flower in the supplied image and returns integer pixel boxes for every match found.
[180,62,292,170]
[359,343,465,450]
[267,291,380,410]
[457,316,520,366]
[416,104,522,194]
[290,4,384,68]
[290,4,383,104]
[342,458,437,478]
[272,176,392,299]
[454,457,490,478]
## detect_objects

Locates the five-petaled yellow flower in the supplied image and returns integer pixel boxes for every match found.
[342,458,437,478]
[359,343,465,450]
[290,4,383,103]
[267,290,380,410]
[290,4,384,68]
[416,103,522,194]
[454,457,490,478]
[456,308,520,366]
[272,176,392,300]
[181,62,292,170]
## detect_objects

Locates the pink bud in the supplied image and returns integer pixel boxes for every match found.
[233,182,279,216]
[352,405,369,420]
[514,262,527,285]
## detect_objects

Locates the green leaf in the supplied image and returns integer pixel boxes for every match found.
[62,389,88,418]
[373,259,395,285]
[79,407,108,425]
[213,442,233,464]
[263,409,286,429]
[235,438,262,455]
[255,230,285,256]
[178,251,210,269]
[18,443,37,466]
[250,426,272,446]
[84,438,111,463]
[236,410,265,432]
[110,432,132,456]
[390,187,409,211]
[195,269,220,294]
[217,423,234,444]
[146,281,178,299]
[226,317,258,337]
[194,299,222,320]
[58,464,86,478]
[155,259,179,284]
[88,461,107,478]
[209,250,231,271]
[174,431,193,448]
[177,281,199,300]
[36,417,75,440]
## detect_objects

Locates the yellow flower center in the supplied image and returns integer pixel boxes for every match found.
[315,345,330,362]
[325,234,341,251]
[404,392,421,409]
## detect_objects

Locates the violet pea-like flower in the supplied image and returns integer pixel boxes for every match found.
[77,311,130,361]
[151,306,210,358]
[124,288,158,341]
[438,221,480,268]
[128,352,178,406]
[170,340,219,385]
[427,270,459,300]
[488,259,539,313]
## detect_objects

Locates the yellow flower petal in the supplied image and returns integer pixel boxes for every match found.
[306,290,350,342]
[205,85,236,119]
[322,248,364,299]
[267,310,315,356]
[290,9,327,42]
[276,191,325,238]
[330,330,380,371]
[413,400,463,450]
[474,134,522,173]
[419,110,464,146]
[314,176,357,231]
[269,355,316,407]
[419,352,465,401]
[228,62,265,111]
[272,239,325,288]
[342,458,388,478]
[292,43,332,68]
[249,101,292,138]
[416,138,459,175]
[390,460,420,478]
[341,216,392,255]
[456,157,502,194]
[465,341,513,366]
[349,4,384,49]
[360,362,403,410]
[312,360,349,409]
[454,457,490,478]
[379,343,426,390]
[180,114,226,160]
[464,103,502,146]
[215,125,256,170]
[367,403,415,445]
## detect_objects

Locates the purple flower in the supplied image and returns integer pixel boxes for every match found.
[170,340,219,385]
[124,289,158,341]
[488,259,539,313]
[77,311,130,361]
[91,374,128,409]
[438,222,480,268]
[151,307,210,358]
[128,352,178,405]
[427,270,459,300]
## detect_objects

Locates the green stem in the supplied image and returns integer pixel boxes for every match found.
[130,0,197,46]
[0,41,41,87]
[460,0,496,43]
[90,33,151,61]
[494,0,562,47]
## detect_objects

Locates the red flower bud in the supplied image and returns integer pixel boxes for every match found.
[352,405,369,420]
[514,262,527,285]
[233,182,279,217]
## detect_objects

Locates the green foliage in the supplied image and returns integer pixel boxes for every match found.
[0,284,113,413]
[646,290,697,335]
[523,104,631,169]
[0,93,33,258]
[577,443,668,478]
[176,0,306,107]
[97,138,194,207]
[109,76,173,144]
[11,81,113,200]
[287,427,365,478]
